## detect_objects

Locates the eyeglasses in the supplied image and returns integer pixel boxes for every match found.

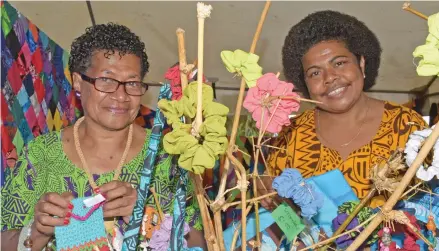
[80,73,148,96]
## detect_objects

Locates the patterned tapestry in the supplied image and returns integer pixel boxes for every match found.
[1,0,80,186]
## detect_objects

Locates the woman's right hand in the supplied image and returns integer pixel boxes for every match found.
[32,192,74,236]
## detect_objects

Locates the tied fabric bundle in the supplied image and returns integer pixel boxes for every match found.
[243,73,300,134]
[220,49,263,87]
[413,12,439,76]
[158,82,229,174]
[164,65,183,101]
[272,168,324,219]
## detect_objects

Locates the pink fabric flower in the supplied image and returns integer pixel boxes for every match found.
[164,65,183,101]
[243,73,300,134]
[148,215,191,251]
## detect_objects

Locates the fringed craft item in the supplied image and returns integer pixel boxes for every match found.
[54,197,109,251]
[122,83,172,251]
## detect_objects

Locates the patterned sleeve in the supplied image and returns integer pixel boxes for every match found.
[1,138,44,231]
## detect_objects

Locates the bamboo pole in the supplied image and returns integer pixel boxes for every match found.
[212,2,271,251]
[402,2,428,20]
[346,124,439,250]
[175,10,218,250]
[176,28,189,90]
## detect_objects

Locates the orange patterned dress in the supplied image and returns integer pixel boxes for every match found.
[267,101,426,206]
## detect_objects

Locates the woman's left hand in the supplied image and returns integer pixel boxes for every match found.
[99,181,137,223]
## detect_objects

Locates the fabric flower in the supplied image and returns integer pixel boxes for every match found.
[164,65,183,101]
[220,49,263,87]
[243,73,300,134]
[413,13,439,76]
[149,215,191,251]
[272,168,324,219]
[158,82,229,174]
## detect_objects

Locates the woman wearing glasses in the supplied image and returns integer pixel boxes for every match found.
[1,23,204,250]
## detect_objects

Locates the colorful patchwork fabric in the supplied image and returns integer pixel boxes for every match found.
[1,129,201,249]
[1,1,80,187]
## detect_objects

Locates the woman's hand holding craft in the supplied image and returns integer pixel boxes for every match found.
[99,181,137,223]
[32,192,74,236]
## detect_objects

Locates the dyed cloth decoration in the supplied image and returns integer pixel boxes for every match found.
[220,49,263,87]
[272,168,324,219]
[243,73,300,134]
[158,82,229,174]
[413,13,439,76]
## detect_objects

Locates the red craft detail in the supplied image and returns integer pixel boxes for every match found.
[377,212,421,251]
[164,65,183,101]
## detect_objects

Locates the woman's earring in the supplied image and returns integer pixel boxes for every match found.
[75,91,81,98]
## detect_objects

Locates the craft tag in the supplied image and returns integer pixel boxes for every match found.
[83,194,106,208]
[272,202,305,241]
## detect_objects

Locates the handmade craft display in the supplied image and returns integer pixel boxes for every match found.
[6,1,439,251]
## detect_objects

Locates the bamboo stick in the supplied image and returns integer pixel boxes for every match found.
[402,2,428,20]
[194,4,211,133]
[214,2,272,251]
[175,13,218,250]
[191,173,219,251]
[346,123,439,250]
[150,187,165,221]
[176,28,189,90]
[224,191,278,209]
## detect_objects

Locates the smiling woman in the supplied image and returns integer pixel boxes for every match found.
[1,23,203,251]
[267,11,427,207]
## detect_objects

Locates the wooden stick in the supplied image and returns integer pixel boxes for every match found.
[224,192,278,209]
[215,2,272,251]
[251,109,265,250]
[190,173,219,251]
[269,95,323,105]
[230,205,254,251]
[176,28,189,90]
[195,5,208,133]
[346,123,439,250]
[402,2,428,20]
[150,187,165,221]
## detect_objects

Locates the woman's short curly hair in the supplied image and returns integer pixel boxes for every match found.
[69,23,149,78]
[282,10,382,97]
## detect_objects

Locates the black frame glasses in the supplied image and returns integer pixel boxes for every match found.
[80,73,148,96]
